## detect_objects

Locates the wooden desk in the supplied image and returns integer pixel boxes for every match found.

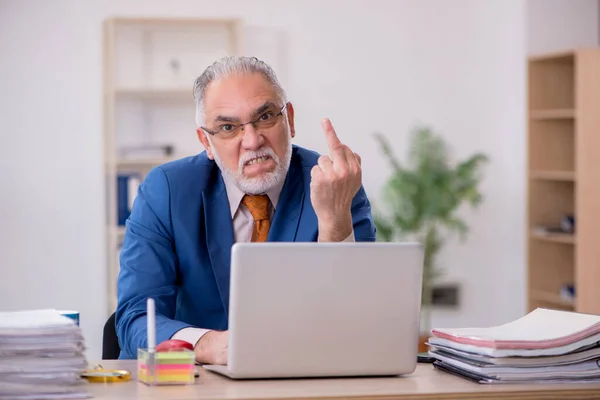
[88,360,600,400]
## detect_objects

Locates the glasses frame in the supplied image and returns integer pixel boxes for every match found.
[201,103,288,138]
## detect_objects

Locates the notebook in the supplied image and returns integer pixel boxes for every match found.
[428,342,600,366]
[427,308,600,384]
[427,333,600,358]
[431,308,600,350]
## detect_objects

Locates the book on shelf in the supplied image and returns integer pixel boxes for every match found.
[117,173,141,226]
[427,308,600,383]
[118,144,174,160]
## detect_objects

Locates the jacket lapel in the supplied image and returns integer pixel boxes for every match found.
[202,170,234,317]
[268,153,305,242]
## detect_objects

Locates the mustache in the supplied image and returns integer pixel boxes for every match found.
[238,147,279,170]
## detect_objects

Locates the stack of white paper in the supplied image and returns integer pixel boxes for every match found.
[428,308,600,384]
[0,309,90,399]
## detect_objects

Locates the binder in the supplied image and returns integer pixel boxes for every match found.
[117,173,141,226]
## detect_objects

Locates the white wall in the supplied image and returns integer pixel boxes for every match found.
[527,0,599,54]
[1,0,532,358]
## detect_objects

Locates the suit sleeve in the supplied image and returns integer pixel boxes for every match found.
[115,166,193,358]
[351,185,377,242]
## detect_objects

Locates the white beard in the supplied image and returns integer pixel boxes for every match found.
[207,135,292,195]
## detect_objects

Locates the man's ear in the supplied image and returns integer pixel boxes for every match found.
[196,128,215,160]
[286,102,296,138]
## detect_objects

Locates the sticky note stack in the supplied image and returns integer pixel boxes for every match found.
[137,349,195,385]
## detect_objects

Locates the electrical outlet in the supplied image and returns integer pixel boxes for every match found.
[431,284,460,307]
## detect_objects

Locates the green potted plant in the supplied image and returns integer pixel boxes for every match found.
[372,126,488,337]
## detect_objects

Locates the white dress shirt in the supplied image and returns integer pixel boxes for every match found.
[172,174,355,347]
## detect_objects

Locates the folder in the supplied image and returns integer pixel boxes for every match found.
[431,308,600,350]
[117,173,141,226]
[427,308,600,383]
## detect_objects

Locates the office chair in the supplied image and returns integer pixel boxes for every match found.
[102,312,121,359]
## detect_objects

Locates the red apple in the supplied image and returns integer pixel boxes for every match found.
[155,339,194,352]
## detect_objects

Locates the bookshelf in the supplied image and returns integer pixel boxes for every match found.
[527,49,600,315]
[103,17,241,312]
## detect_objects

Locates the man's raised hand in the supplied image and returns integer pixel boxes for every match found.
[310,118,362,242]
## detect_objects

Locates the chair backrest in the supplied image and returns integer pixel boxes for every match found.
[102,312,121,359]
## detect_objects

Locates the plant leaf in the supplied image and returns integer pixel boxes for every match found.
[371,126,488,306]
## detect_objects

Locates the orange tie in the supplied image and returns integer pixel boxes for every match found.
[242,195,271,242]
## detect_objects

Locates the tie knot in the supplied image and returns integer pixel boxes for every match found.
[242,195,270,221]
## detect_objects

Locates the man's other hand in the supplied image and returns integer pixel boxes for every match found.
[194,330,228,365]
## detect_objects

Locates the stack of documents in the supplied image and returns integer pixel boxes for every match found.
[0,309,89,399]
[427,308,600,384]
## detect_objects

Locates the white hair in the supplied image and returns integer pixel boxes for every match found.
[192,56,288,127]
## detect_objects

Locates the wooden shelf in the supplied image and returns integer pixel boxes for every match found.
[527,49,600,315]
[116,226,125,236]
[528,51,574,63]
[116,157,174,168]
[529,170,575,181]
[114,88,192,101]
[530,230,576,245]
[530,290,574,308]
[104,17,242,313]
[529,119,574,173]
[530,109,575,120]
[108,17,242,27]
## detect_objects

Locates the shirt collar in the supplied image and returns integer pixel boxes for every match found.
[221,171,286,218]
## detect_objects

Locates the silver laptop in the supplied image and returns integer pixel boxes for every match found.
[203,242,424,379]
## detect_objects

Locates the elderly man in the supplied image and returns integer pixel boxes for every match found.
[115,56,376,363]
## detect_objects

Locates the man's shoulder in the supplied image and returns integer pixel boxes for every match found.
[154,151,216,187]
[292,145,322,170]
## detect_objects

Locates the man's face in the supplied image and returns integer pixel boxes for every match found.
[197,73,295,194]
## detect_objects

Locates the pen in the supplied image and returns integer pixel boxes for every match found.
[147,298,156,353]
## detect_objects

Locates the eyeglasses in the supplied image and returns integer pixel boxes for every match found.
[202,104,287,140]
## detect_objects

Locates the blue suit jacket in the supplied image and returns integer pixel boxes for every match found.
[115,145,376,359]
